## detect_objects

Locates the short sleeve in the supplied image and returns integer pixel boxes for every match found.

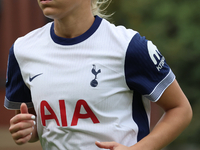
[124,33,175,102]
[4,45,33,110]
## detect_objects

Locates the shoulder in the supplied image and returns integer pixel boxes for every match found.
[100,18,138,44]
[100,19,153,59]
[125,32,162,66]
[125,32,163,72]
[14,22,52,48]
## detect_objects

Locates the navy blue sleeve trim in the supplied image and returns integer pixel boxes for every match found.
[125,33,175,102]
[4,97,34,110]
[144,70,175,101]
[4,45,32,109]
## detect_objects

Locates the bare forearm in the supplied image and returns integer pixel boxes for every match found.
[130,105,192,150]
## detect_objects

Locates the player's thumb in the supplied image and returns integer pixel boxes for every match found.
[20,103,29,114]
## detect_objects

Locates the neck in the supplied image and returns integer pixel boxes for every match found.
[54,12,95,39]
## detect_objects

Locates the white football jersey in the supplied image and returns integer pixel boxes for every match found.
[4,16,175,150]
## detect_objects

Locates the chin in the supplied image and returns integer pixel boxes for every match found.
[42,9,56,19]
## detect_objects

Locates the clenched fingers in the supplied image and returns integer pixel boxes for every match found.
[13,127,34,145]
[10,114,35,125]
[9,120,36,134]
[12,125,34,139]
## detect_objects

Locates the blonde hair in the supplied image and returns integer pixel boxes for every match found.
[91,0,112,19]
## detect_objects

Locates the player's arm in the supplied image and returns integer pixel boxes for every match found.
[9,103,39,145]
[5,45,39,145]
[96,79,192,150]
[130,79,192,149]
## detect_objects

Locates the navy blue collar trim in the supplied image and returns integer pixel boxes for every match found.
[50,16,102,45]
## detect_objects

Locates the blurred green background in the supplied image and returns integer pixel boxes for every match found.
[106,0,200,149]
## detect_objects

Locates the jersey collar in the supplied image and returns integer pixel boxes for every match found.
[50,16,102,45]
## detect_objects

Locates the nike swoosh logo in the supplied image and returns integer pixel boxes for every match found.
[29,73,43,82]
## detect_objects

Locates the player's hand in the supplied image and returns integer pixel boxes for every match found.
[95,141,131,150]
[9,103,36,145]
